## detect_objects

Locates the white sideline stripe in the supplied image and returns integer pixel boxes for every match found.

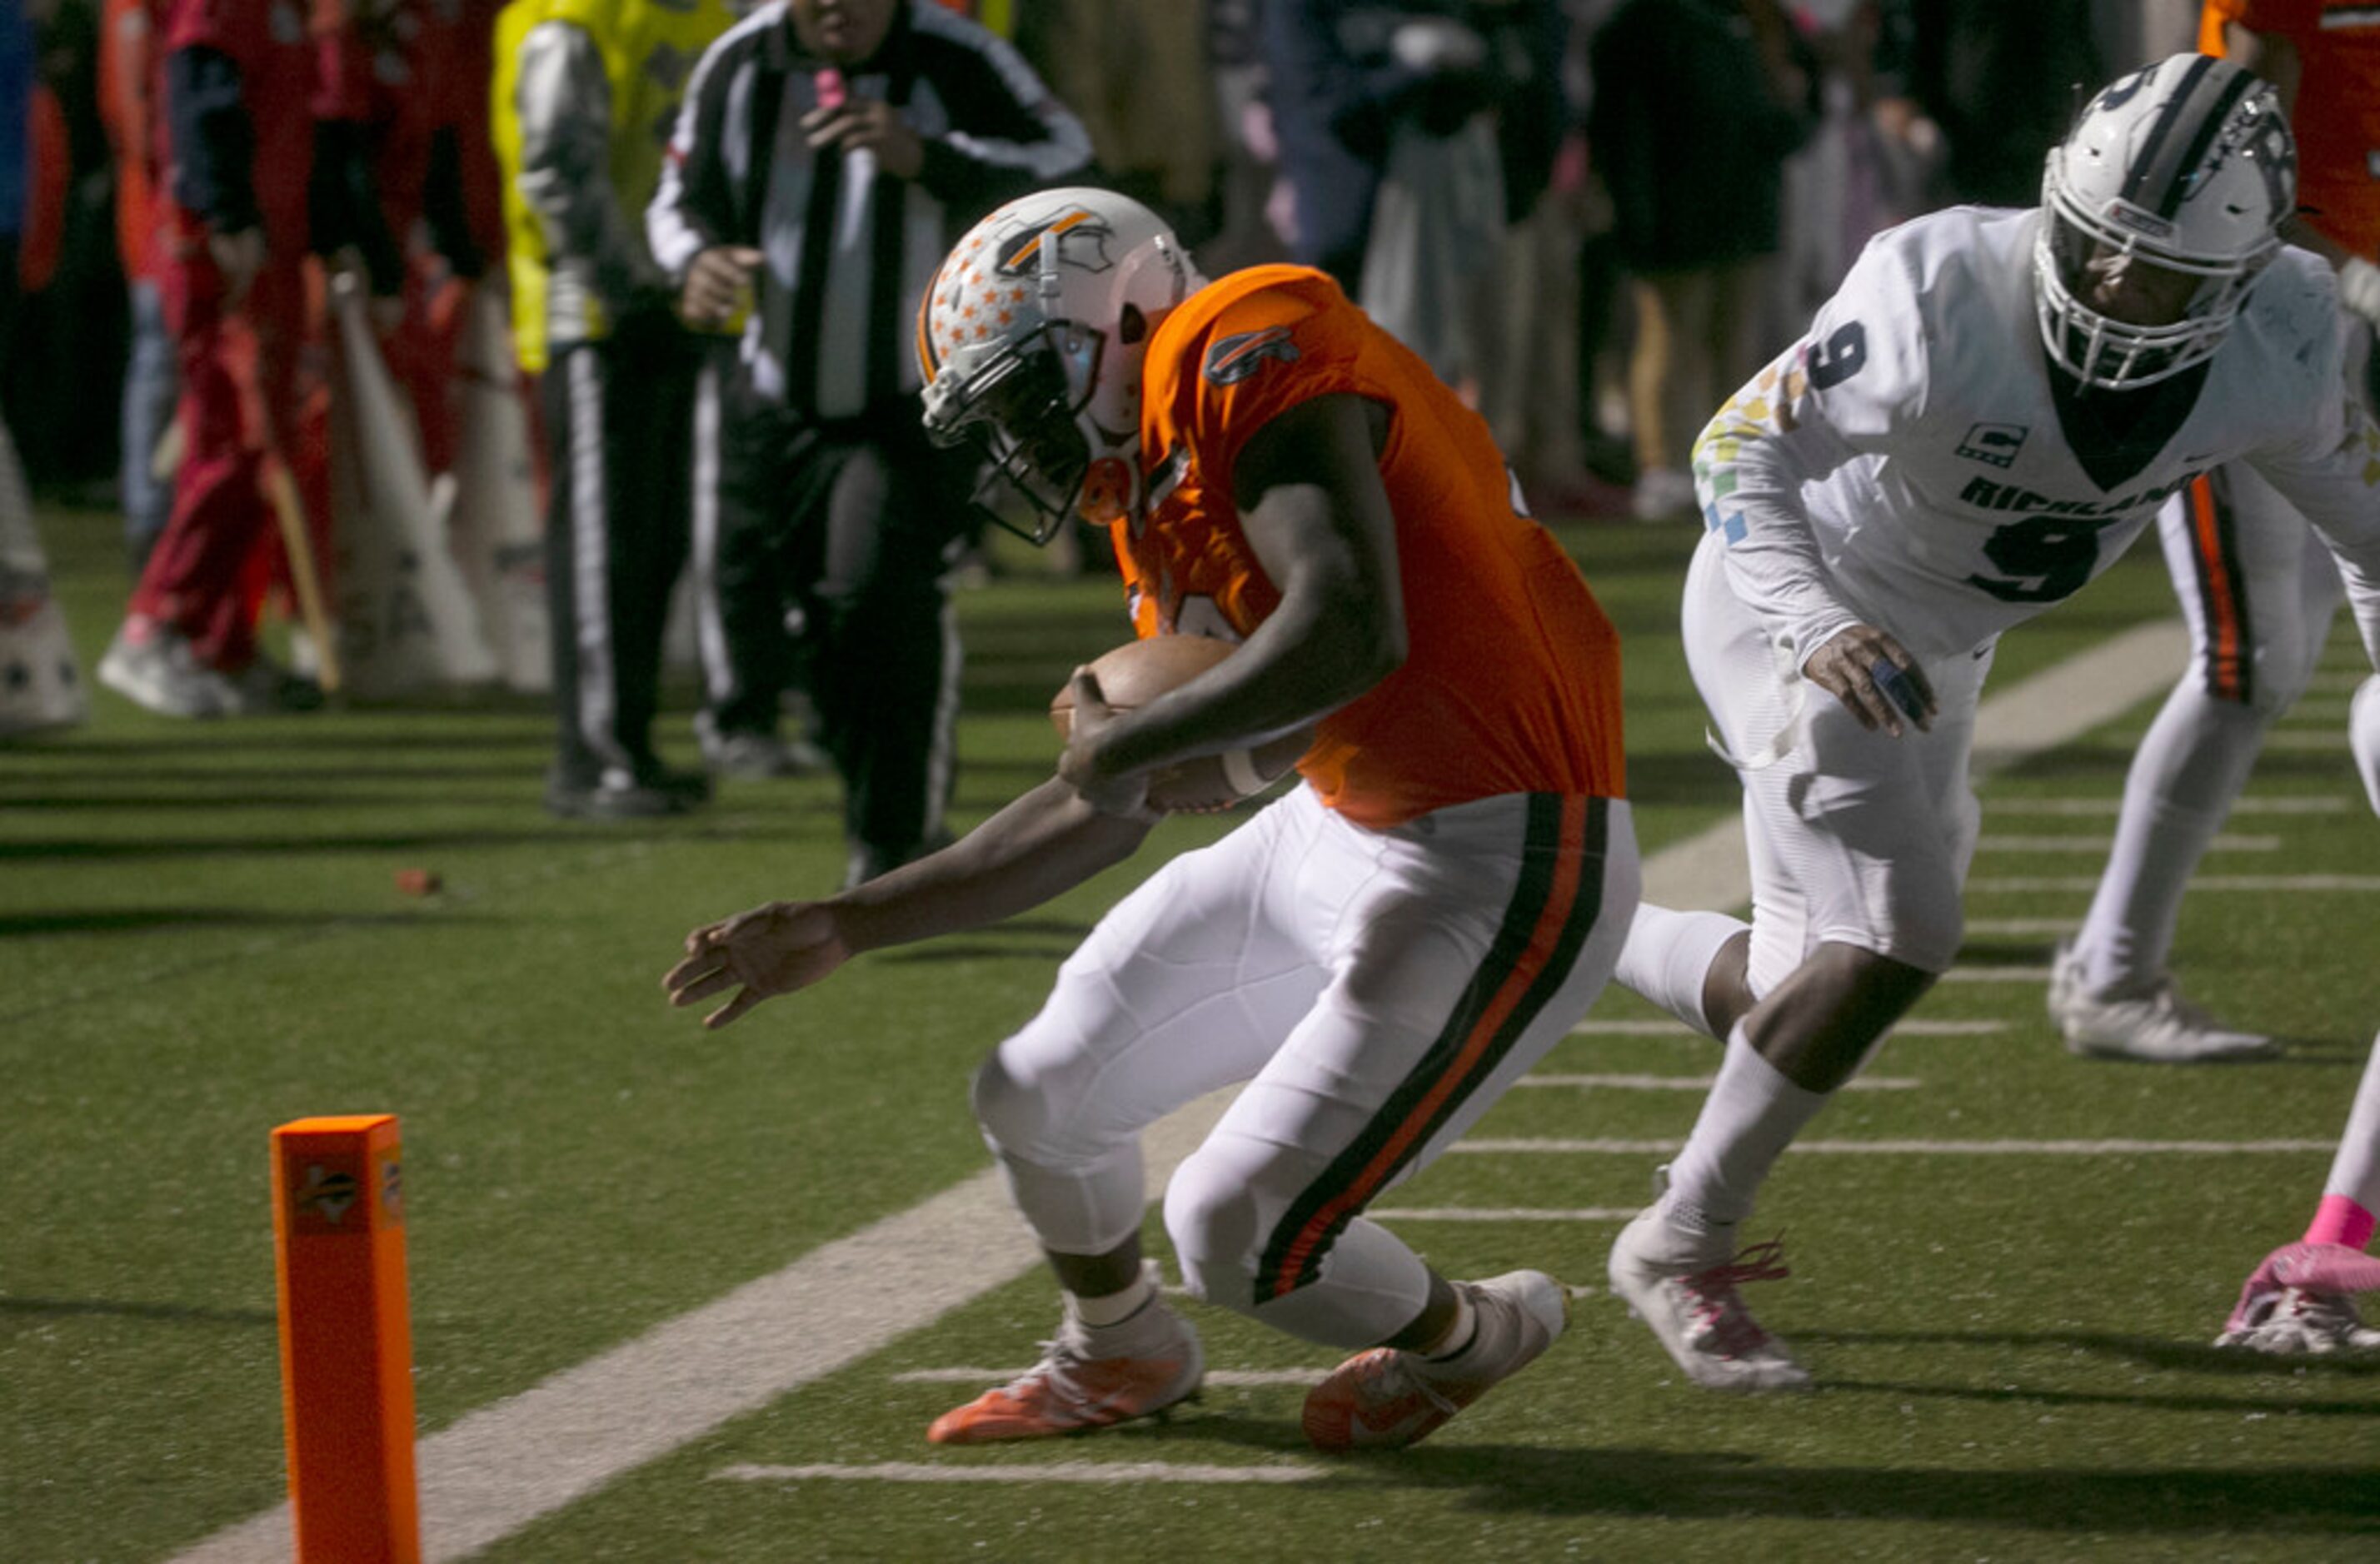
[1965,916,2079,934]
[1520,1073,1919,1092]
[1976,834,2278,853]
[2281,696,2353,721]
[1983,795,2349,815]
[1569,1017,2003,1037]
[168,620,2193,1563]
[1970,875,2380,893]
[893,1367,1327,1388]
[716,1461,1325,1487]
[1451,1138,2339,1156]
[2259,730,2349,750]
[170,1092,1239,1564]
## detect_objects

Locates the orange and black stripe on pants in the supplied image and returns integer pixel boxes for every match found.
[1255,794,1611,1306]
[2184,471,2254,705]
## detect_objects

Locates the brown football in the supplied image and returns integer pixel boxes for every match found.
[1050,636,1312,813]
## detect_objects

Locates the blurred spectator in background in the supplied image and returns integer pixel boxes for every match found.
[1907,0,2103,208]
[1590,0,1818,521]
[1201,0,1288,276]
[495,0,736,819]
[100,0,176,575]
[2,0,89,742]
[97,0,330,720]
[1015,0,1216,243]
[1264,0,1563,396]
[650,0,1090,887]
[1774,1,1940,331]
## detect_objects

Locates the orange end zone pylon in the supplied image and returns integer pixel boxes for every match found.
[272,1115,422,1562]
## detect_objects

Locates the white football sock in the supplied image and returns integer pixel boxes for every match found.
[2071,682,2267,997]
[1660,1023,1833,1237]
[1614,903,1749,1039]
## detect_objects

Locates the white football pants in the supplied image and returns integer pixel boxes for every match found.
[2070,321,2370,995]
[1681,529,1992,984]
[973,784,1639,1349]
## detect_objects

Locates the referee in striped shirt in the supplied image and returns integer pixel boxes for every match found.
[651,0,1090,888]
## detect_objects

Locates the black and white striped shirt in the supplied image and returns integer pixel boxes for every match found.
[647,2,1092,417]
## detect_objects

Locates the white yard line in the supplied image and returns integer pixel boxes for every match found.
[1452,1138,2340,1156]
[1963,916,2080,935]
[1976,834,2278,853]
[170,618,2193,1562]
[892,1367,1327,1388]
[1984,795,2350,815]
[715,1461,1326,1487]
[1569,1017,2003,1037]
[1519,1073,1920,1092]
[1970,875,2380,893]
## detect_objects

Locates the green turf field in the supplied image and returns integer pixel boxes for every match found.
[5,501,2378,1562]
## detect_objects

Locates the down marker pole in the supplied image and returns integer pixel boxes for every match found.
[271,1115,422,1562]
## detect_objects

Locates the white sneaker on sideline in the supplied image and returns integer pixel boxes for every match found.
[1608,1206,1811,1392]
[2048,938,2274,1063]
[97,625,234,719]
[1302,1269,1569,1452]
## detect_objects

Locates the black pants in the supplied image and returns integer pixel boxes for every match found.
[542,311,700,785]
[710,387,964,856]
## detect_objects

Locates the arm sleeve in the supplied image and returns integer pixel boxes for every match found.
[163,44,258,232]
[1697,239,1931,666]
[514,21,663,305]
[2248,381,2380,674]
[645,35,740,282]
[913,33,1094,218]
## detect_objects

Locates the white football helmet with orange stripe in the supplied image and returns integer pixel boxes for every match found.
[919,187,1204,542]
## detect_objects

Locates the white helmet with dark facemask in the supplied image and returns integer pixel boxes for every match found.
[918,188,1205,544]
[2036,52,2296,390]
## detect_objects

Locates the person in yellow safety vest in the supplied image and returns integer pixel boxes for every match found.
[491,0,737,818]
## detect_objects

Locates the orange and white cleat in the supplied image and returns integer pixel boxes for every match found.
[1301,1270,1569,1453]
[926,1298,1204,1445]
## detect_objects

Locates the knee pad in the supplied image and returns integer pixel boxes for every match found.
[1160,1151,1266,1313]
[968,1043,1052,1161]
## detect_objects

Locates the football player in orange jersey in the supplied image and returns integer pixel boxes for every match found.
[666,187,1639,1452]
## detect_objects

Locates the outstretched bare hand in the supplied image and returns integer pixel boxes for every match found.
[664,900,852,1029]
[1804,624,1935,737]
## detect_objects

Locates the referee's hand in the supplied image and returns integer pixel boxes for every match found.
[679,245,761,330]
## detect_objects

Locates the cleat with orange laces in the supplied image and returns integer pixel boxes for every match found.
[926,1296,1204,1445]
[1302,1270,1568,1453]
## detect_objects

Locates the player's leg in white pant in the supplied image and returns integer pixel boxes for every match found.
[1168,794,1639,1449]
[2056,466,2336,1060]
[1609,535,1982,1390]
[2218,1030,2380,1354]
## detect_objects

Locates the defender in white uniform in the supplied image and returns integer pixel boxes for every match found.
[1604,52,2380,1392]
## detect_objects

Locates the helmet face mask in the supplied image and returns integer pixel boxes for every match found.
[918,189,1203,545]
[931,330,1095,545]
[2034,53,2294,391]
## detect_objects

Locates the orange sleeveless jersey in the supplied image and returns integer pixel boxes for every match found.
[1115,265,1625,829]
[2202,0,2380,254]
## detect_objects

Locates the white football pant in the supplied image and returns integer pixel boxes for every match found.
[974,784,1638,1349]
[1681,529,1991,986]
[2069,321,2370,996]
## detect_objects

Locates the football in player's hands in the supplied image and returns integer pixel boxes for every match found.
[1050,636,1312,814]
